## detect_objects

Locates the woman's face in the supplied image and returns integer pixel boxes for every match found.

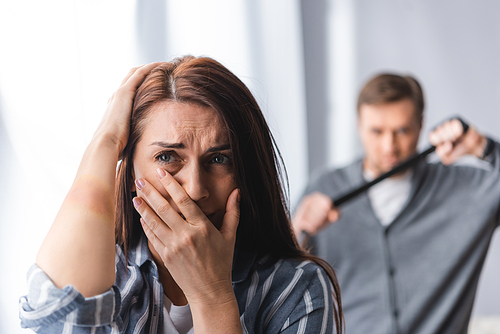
[132,101,237,229]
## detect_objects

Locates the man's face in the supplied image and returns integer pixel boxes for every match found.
[358,98,422,177]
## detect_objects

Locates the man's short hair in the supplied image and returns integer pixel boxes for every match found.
[357,74,424,119]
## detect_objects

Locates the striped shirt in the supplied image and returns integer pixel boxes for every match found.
[19,235,335,333]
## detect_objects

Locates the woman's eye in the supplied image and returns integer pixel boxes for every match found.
[211,154,230,164]
[157,153,175,163]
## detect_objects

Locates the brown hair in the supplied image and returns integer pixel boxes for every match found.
[114,56,343,331]
[357,73,424,119]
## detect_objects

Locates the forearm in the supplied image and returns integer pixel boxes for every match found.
[36,135,120,297]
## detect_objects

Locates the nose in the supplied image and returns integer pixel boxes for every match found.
[381,132,397,154]
[178,163,209,202]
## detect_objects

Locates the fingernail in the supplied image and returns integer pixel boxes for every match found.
[133,197,142,208]
[156,168,166,179]
[135,179,145,190]
[237,189,241,202]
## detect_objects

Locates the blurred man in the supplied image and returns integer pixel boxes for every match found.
[293,74,499,334]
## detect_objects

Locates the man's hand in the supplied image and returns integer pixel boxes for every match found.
[292,192,340,239]
[429,118,487,165]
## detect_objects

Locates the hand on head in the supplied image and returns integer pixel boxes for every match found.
[94,62,161,156]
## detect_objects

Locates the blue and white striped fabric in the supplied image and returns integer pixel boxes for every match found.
[20,235,335,333]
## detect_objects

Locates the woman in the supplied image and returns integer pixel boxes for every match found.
[20,56,343,333]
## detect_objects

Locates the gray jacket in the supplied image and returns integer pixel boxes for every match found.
[305,139,500,334]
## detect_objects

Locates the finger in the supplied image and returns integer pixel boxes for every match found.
[444,121,463,142]
[155,168,206,225]
[105,63,163,126]
[219,189,240,244]
[134,178,185,230]
[428,131,439,146]
[430,124,449,145]
[435,141,452,157]
[133,196,172,242]
[442,123,456,142]
[120,66,140,86]
[442,141,453,154]
[111,63,161,105]
[121,62,163,93]
[140,217,168,256]
[450,119,464,138]
[327,208,340,223]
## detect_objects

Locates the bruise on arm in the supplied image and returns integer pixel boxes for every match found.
[65,174,116,221]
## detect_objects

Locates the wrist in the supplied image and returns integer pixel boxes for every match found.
[187,282,235,308]
[190,293,242,334]
[480,138,495,159]
[471,134,488,158]
[76,132,123,182]
[90,131,124,156]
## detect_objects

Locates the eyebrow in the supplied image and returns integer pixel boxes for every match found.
[150,142,231,152]
[150,142,185,149]
[207,144,231,153]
